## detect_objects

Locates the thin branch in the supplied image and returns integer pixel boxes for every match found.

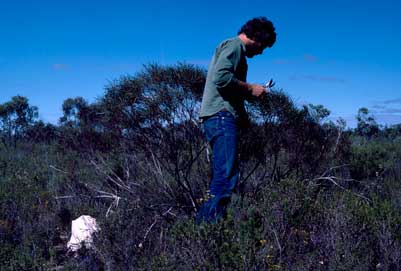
[138,207,174,248]
[272,228,282,261]
[314,176,371,203]
[49,165,68,174]
[54,195,76,200]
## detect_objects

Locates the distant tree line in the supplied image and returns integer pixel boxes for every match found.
[1,63,400,178]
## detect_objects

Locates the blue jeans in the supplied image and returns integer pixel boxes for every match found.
[196,110,239,224]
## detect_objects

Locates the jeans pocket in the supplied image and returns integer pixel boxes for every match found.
[203,116,221,144]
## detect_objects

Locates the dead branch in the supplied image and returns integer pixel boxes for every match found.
[138,207,174,249]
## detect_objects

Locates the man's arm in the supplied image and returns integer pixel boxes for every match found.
[212,43,266,98]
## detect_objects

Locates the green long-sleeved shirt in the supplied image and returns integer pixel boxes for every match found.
[199,37,249,119]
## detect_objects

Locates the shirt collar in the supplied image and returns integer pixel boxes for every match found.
[236,36,247,54]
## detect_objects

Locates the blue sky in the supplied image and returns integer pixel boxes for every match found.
[1,0,400,127]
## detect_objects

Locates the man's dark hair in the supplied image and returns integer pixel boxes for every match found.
[238,16,277,48]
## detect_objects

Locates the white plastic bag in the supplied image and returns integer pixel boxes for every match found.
[67,215,100,252]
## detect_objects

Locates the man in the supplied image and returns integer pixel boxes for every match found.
[196,17,276,224]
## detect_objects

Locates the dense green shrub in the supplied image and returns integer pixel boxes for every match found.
[350,138,401,180]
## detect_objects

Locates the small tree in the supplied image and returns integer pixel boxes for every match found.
[0,96,38,147]
[59,97,89,127]
[356,107,379,138]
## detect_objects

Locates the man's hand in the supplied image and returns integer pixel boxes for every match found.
[249,84,267,97]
